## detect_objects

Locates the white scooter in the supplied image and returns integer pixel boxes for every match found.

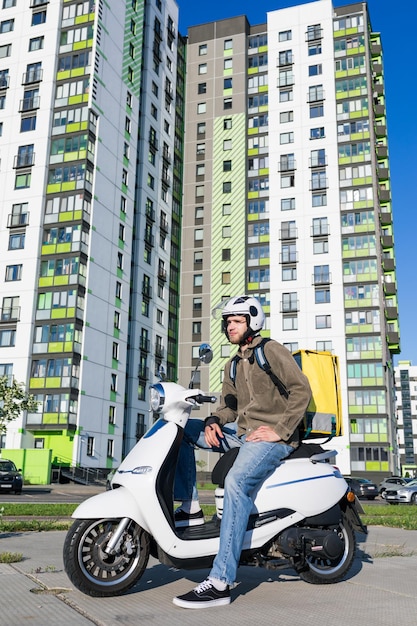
[63,344,366,597]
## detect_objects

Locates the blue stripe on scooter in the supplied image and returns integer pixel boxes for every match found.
[266,473,339,489]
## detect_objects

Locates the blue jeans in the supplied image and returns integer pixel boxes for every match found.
[174,419,293,585]
[174,419,241,502]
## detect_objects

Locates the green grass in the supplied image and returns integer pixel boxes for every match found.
[0,502,416,532]
[361,504,417,530]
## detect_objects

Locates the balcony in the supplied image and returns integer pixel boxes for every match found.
[376,144,388,159]
[139,337,150,352]
[372,63,383,76]
[377,166,389,180]
[13,152,35,168]
[374,103,385,117]
[165,86,174,101]
[160,216,169,232]
[280,252,298,264]
[311,224,330,237]
[373,82,383,96]
[371,42,382,55]
[162,147,171,164]
[277,53,294,67]
[387,330,400,345]
[148,133,159,151]
[7,212,29,228]
[161,171,171,187]
[385,306,398,320]
[379,188,391,202]
[280,227,298,240]
[144,230,154,247]
[383,257,395,272]
[280,300,299,313]
[381,234,393,248]
[383,281,396,295]
[375,124,386,137]
[0,307,20,322]
[138,365,149,380]
[312,272,331,285]
[305,27,322,41]
[309,156,327,168]
[145,205,155,222]
[380,211,392,225]
[307,89,325,103]
[22,68,43,84]
[278,159,296,172]
[158,267,167,282]
[142,283,152,299]
[155,344,165,359]
[309,177,328,191]
[19,95,40,112]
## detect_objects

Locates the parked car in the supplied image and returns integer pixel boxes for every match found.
[385,479,417,505]
[343,476,378,500]
[0,459,23,494]
[378,476,410,498]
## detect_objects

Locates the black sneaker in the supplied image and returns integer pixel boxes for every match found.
[173,579,231,609]
[174,508,204,527]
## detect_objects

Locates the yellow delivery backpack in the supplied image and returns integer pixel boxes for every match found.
[292,349,342,440]
[229,340,343,440]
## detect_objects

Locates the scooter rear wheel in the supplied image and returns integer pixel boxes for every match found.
[298,513,355,584]
[64,518,150,597]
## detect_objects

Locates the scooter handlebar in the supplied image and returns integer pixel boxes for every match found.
[194,394,217,404]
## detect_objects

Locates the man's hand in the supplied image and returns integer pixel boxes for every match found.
[246,425,282,443]
[204,422,224,447]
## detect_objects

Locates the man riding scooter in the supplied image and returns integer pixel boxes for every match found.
[173,295,312,609]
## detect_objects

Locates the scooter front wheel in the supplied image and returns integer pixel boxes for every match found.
[63,518,150,597]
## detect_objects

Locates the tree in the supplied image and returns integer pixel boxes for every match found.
[0,377,38,434]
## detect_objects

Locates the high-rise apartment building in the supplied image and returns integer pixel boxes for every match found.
[179,0,400,478]
[0,0,184,475]
[394,362,417,477]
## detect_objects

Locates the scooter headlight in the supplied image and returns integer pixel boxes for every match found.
[150,383,165,412]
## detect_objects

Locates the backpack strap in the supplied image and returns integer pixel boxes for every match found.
[254,338,289,399]
[229,353,241,386]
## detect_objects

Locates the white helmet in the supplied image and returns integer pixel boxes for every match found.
[220,295,265,341]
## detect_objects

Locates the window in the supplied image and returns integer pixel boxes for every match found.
[5,264,22,281]
[0,19,14,33]
[223,181,231,193]
[280,111,293,123]
[197,122,206,135]
[198,63,207,75]
[195,185,204,197]
[9,233,25,250]
[3,0,16,8]
[283,315,298,331]
[223,98,232,110]
[32,11,46,26]
[199,44,207,55]
[224,39,233,50]
[279,69,294,87]
[86,437,94,456]
[222,248,231,261]
[107,439,114,458]
[312,217,329,236]
[222,226,231,238]
[222,203,231,215]
[198,82,206,94]
[280,132,294,144]
[223,139,232,150]
[224,58,233,70]
[281,198,295,211]
[282,266,297,281]
[279,30,292,42]
[197,102,206,114]
[313,264,330,284]
[308,42,322,55]
[196,163,205,176]
[0,329,15,347]
[317,341,332,352]
[312,192,327,207]
[309,64,322,76]
[315,287,330,303]
[0,44,11,58]
[279,89,293,103]
[310,126,325,140]
[310,104,324,118]
[281,174,295,188]
[224,118,232,130]
[21,116,37,132]
[316,315,331,329]
[193,274,203,288]
[223,160,232,172]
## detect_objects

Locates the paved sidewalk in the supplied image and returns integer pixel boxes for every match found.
[1,526,417,626]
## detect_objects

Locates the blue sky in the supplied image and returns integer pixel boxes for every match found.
[178,0,417,365]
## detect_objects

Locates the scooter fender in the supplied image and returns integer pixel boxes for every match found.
[71,486,145,528]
